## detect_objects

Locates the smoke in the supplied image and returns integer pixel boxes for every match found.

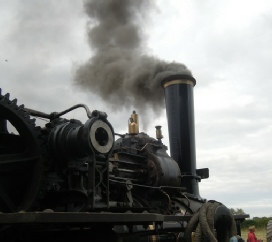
[74,0,192,122]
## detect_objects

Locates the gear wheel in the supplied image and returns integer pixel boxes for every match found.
[0,88,44,212]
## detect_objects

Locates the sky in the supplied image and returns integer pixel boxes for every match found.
[1,0,272,218]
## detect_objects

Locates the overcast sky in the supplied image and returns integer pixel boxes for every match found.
[1,0,272,218]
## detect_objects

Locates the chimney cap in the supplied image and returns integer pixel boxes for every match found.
[158,73,196,88]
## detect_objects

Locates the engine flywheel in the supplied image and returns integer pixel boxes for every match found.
[0,88,44,212]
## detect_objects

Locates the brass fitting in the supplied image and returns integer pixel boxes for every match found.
[128,110,139,134]
[155,126,163,140]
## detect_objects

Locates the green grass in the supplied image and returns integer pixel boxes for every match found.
[241,228,267,242]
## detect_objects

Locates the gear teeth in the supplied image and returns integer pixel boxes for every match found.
[11,99,17,104]
[10,99,18,108]
[45,123,54,128]
[4,93,10,99]
[29,118,36,124]
[34,126,42,131]
[0,89,45,212]
[18,109,26,115]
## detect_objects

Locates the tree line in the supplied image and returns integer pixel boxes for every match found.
[241,217,272,229]
[230,208,272,229]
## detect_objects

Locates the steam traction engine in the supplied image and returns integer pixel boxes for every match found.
[0,74,247,241]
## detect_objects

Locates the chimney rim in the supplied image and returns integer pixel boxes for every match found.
[160,74,196,88]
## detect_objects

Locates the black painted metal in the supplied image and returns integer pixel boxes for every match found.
[0,87,250,242]
[0,212,190,242]
[0,212,192,224]
[233,214,250,236]
[162,75,200,197]
[0,89,43,212]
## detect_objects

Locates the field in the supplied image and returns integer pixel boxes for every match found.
[241,228,267,242]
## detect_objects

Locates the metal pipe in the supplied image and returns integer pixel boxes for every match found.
[161,74,200,197]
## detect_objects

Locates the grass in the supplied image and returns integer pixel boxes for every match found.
[241,228,267,242]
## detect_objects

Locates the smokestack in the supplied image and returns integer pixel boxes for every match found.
[161,74,200,197]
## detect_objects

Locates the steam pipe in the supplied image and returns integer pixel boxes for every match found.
[161,74,200,197]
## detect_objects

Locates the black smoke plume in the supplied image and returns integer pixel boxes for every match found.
[74,0,192,117]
